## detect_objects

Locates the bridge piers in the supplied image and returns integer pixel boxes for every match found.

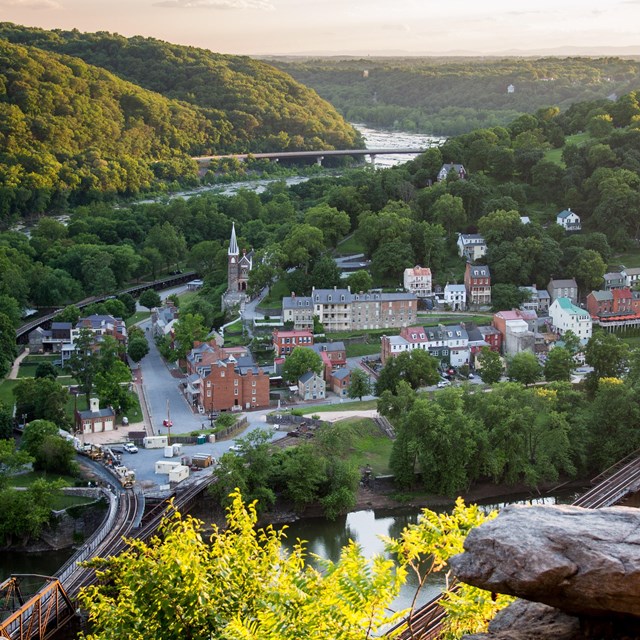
[315,156,324,166]
[368,153,376,165]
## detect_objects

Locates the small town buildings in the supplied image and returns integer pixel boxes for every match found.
[297,371,326,401]
[457,234,487,262]
[437,163,467,182]
[28,322,72,354]
[75,398,116,435]
[272,330,314,356]
[380,324,470,367]
[520,285,550,314]
[443,284,466,311]
[556,208,581,231]
[586,290,613,317]
[622,267,640,289]
[403,266,432,298]
[479,325,503,353]
[493,310,537,356]
[151,301,179,339]
[330,368,351,398]
[549,297,593,345]
[547,278,579,305]
[282,287,417,332]
[603,272,625,291]
[464,264,491,308]
[185,341,269,412]
[311,342,347,382]
[72,315,127,347]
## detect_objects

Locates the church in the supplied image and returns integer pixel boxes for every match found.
[222,222,253,310]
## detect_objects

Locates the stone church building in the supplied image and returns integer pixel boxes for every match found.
[222,222,253,310]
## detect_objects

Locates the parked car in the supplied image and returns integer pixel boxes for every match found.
[437,380,451,388]
[468,373,475,379]
[123,442,138,454]
[229,444,243,452]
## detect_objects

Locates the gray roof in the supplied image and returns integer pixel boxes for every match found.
[332,368,351,380]
[299,371,321,384]
[603,272,624,281]
[284,288,416,309]
[557,209,576,219]
[458,233,485,244]
[624,267,640,276]
[51,322,72,330]
[445,284,466,293]
[548,278,578,289]
[77,407,115,420]
[312,342,346,353]
[589,290,613,302]
[469,265,490,278]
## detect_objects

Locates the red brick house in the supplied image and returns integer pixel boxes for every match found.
[613,288,633,314]
[199,356,269,412]
[272,330,314,356]
[311,342,347,382]
[586,291,613,317]
[185,341,269,412]
[464,264,491,307]
[478,326,502,352]
[330,368,351,398]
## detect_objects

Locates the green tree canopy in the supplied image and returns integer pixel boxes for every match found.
[282,347,323,384]
[507,351,542,386]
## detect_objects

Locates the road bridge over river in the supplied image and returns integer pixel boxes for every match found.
[193,147,429,173]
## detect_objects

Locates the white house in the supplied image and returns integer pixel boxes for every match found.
[403,266,432,298]
[444,284,466,311]
[556,208,581,231]
[437,163,467,182]
[549,297,592,345]
[622,267,640,289]
[457,234,487,261]
[298,371,326,401]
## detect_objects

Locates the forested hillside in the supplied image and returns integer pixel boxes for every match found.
[0,24,361,222]
[267,56,640,135]
[0,24,361,152]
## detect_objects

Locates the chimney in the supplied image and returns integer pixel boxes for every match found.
[291,292,296,298]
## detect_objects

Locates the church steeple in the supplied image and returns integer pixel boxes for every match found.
[228,222,239,256]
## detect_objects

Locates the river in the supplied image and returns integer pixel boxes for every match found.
[279,490,579,615]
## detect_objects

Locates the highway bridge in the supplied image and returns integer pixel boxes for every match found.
[193,147,430,170]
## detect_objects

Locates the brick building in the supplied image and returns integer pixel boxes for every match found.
[272,330,314,356]
[464,264,492,307]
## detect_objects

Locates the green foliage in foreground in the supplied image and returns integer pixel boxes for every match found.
[79,491,511,640]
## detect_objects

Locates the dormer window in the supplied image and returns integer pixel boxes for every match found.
[328,295,332,302]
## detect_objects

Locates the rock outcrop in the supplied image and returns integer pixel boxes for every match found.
[451,503,640,617]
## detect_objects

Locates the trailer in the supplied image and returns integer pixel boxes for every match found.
[155,460,182,475]
[168,464,190,483]
[191,453,214,468]
[143,435,169,449]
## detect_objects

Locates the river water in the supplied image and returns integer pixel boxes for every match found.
[279,490,579,615]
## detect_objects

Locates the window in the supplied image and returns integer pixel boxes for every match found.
[234,379,239,386]
[220,371,225,378]
[252,380,256,387]
[234,388,238,396]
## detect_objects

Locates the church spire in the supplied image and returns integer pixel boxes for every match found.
[228,222,239,256]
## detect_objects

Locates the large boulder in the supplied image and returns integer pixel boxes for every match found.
[450,503,640,618]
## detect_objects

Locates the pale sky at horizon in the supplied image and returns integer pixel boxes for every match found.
[1,0,640,57]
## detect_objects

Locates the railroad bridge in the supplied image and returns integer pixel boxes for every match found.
[3,452,640,639]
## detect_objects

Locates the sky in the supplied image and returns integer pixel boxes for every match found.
[2,0,640,57]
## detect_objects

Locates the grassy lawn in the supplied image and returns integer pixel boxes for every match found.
[621,335,640,347]
[346,342,382,358]
[259,279,290,309]
[17,363,40,378]
[334,233,365,256]
[545,132,591,166]
[0,379,20,408]
[9,471,78,488]
[332,417,392,475]
[300,399,378,413]
[609,249,640,270]
[51,494,98,510]
[124,390,143,423]
[126,311,150,328]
